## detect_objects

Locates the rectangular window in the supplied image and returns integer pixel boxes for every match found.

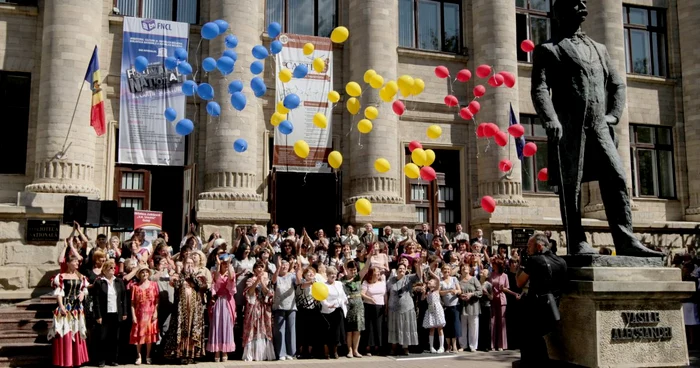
[630,125,675,198]
[0,71,31,175]
[114,0,198,24]
[265,0,338,37]
[516,0,554,62]
[623,5,667,77]
[399,0,462,54]
[520,115,553,193]
[115,167,151,210]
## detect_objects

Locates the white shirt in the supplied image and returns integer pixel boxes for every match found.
[105,277,117,313]
[321,280,348,315]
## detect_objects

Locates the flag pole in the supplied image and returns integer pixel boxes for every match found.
[57,79,87,160]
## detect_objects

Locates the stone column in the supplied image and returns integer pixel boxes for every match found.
[678,0,700,221]
[345,0,416,225]
[582,0,635,218]
[196,0,270,224]
[22,0,102,201]
[471,0,526,220]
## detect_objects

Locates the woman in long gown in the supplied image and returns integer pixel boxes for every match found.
[242,261,276,361]
[387,260,423,355]
[207,254,237,362]
[129,265,159,365]
[49,255,90,367]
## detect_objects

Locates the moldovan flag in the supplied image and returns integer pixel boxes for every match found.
[85,46,106,136]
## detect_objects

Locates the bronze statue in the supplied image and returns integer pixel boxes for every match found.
[530,0,663,257]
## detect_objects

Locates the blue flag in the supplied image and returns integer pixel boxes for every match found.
[510,103,525,160]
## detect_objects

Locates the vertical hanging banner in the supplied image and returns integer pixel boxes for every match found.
[118,17,189,166]
[273,34,333,173]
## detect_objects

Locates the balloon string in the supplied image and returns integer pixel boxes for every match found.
[192,39,203,83]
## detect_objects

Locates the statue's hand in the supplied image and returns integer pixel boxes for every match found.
[546,121,563,143]
[604,115,619,126]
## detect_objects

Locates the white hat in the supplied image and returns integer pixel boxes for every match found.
[214,238,227,247]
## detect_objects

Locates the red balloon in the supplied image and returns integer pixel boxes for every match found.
[476,64,492,78]
[484,123,499,138]
[460,107,474,121]
[494,131,508,147]
[538,168,549,181]
[408,140,423,152]
[435,65,450,79]
[499,159,513,173]
[392,100,406,116]
[420,166,437,181]
[476,123,487,138]
[473,85,486,98]
[521,39,535,53]
[444,95,459,107]
[488,73,505,87]
[500,71,516,88]
[481,196,496,213]
[456,69,472,82]
[507,123,525,138]
[524,142,538,157]
[468,101,481,114]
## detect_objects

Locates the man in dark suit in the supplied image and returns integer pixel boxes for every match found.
[93,260,128,367]
[416,223,433,249]
[531,0,662,257]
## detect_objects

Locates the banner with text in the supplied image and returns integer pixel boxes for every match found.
[273,34,333,173]
[118,17,189,166]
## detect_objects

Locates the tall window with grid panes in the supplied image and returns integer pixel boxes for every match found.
[114,0,199,24]
[516,0,554,62]
[265,0,337,37]
[623,5,667,77]
[398,0,463,54]
[520,115,554,193]
[630,125,675,199]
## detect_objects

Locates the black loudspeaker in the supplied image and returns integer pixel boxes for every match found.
[112,207,135,232]
[84,200,102,228]
[62,196,88,225]
[100,200,118,226]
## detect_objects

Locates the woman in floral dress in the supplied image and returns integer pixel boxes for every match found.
[130,265,159,365]
[242,261,276,361]
[49,255,89,367]
[342,260,365,358]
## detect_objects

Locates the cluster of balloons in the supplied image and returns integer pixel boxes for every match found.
[404,141,437,182]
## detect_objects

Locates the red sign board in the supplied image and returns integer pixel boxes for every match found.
[134,210,163,230]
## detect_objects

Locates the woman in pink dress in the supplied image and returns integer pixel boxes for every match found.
[130,266,159,365]
[489,258,518,351]
[49,255,89,367]
[207,254,237,362]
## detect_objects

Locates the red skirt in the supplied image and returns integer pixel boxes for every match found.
[52,332,89,367]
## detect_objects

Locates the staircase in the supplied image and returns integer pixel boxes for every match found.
[0,295,55,367]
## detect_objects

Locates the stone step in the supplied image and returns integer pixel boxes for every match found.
[0,342,51,357]
[0,319,50,333]
[0,309,53,320]
[0,331,47,345]
[0,354,50,367]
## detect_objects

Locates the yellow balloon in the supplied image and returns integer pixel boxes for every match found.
[328,90,340,103]
[374,158,391,173]
[355,198,372,216]
[303,43,315,55]
[427,124,442,139]
[364,69,377,84]
[397,75,415,92]
[313,57,325,73]
[330,26,350,43]
[404,163,420,179]
[379,87,393,103]
[399,87,412,98]
[364,106,379,120]
[411,78,425,95]
[358,119,373,134]
[346,81,362,97]
[328,150,343,169]
[294,140,310,159]
[370,74,384,89]
[347,97,361,115]
[412,148,427,166]
[271,112,286,126]
[424,149,436,166]
[279,69,292,83]
[311,281,329,301]
[385,80,399,96]
[276,101,289,114]
[313,112,327,129]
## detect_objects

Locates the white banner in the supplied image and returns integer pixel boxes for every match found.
[118,17,189,166]
[273,34,333,173]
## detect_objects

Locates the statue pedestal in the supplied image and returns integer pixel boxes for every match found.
[546,266,694,367]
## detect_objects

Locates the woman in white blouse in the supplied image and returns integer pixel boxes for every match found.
[320,266,348,359]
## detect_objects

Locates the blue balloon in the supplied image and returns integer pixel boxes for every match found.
[251,77,266,97]
[252,45,269,60]
[182,80,197,96]
[283,93,301,110]
[233,138,248,153]
[174,48,188,61]
[216,56,235,75]
[197,83,215,101]
[222,49,238,62]
[278,120,293,135]
[225,35,239,48]
[228,80,243,94]
[177,61,193,76]
[270,40,283,55]
[164,107,177,122]
[164,56,178,70]
[175,119,194,136]
[206,101,221,117]
[267,22,282,38]
[201,22,219,40]
[293,64,308,79]
[230,92,247,111]
[250,61,264,75]
[214,19,229,34]
[135,56,149,73]
[202,57,217,72]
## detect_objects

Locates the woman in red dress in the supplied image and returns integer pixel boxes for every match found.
[130,265,159,365]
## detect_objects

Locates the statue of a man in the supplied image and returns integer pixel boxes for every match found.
[530,0,662,257]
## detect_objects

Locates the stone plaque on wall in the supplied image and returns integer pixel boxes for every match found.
[26,220,60,243]
[512,228,535,248]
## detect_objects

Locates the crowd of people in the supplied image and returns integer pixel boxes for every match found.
[48,221,560,367]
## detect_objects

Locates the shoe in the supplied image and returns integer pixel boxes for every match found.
[279,356,287,361]
[570,241,598,255]
[333,353,339,359]
[135,357,141,365]
[498,348,503,351]
[354,353,363,358]
[109,363,119,367]
[366,353,372,357]
[285,356,294,360]
[222,355,228,362]
[99,363,106,368]
[146,358,152,364]
[437,347,445,354]
[346,353,353,358]
[214,358,220,363]
[616,241,665,257]
[430,348,437,354]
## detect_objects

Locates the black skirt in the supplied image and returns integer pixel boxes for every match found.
[363,304,384,347]
[444,305,461,338]
[297,308,324,346]
[323,308,346,345]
